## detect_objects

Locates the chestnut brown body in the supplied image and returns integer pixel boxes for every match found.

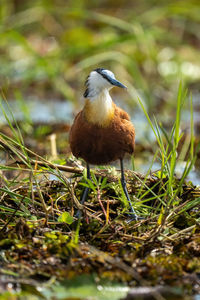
[69,103,135,165]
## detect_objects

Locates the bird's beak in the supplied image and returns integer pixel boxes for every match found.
[110,78,127,89]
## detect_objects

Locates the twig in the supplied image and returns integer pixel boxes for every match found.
[11,159,84,174]
[162,225,196,241]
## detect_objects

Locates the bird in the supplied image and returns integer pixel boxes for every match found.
[69,68,138,220]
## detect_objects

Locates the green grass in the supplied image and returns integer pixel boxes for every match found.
[134,82,200,221]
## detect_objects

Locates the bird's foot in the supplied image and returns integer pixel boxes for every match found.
[126,214,144,223]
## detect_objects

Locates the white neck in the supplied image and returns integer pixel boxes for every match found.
[84,89,114,127]
[89,88,111,102]
[87,85,112,99]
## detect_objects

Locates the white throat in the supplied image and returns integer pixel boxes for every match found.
[84,89,114,127]
[89,89,113,117]
[89,88,111,102]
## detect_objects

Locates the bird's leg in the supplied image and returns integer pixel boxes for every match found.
[120,158,138,221]
[75,163,90,218]
[80,163,90,205]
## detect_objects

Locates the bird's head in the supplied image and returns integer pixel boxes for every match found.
[84,68,126,98]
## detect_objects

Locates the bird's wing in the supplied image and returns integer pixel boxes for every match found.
[117,106,131,121]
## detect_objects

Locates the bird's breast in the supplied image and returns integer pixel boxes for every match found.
[83,95,114,127]
[69,105,135,165]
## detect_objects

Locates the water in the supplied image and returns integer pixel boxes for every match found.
[0,98,155,143]
[0,98,74,124]
[1,98,200,184]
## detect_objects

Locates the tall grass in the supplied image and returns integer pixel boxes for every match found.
[131,82,200,223]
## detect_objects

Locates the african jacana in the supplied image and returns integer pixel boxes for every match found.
[69,68,138,220]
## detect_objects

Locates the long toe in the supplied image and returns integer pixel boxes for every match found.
[126,214,145,223]
[74,209,82,219]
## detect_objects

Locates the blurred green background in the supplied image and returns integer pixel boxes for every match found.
[0,0,200,172]
[1,0,200,106]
